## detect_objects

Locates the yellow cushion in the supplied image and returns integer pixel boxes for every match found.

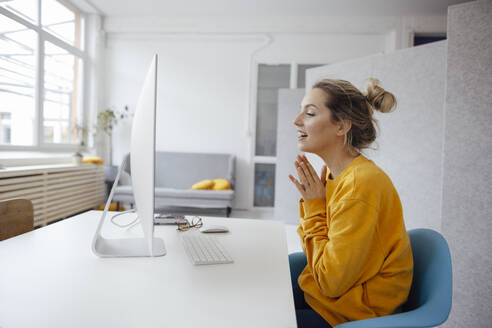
[82,156,104,165]
[95,203,125,211]
[212,178,231,190]
[191,179,215,190]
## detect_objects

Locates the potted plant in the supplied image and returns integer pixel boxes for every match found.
[93,106,129,166]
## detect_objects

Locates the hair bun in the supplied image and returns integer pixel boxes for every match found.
[365,78,397,113]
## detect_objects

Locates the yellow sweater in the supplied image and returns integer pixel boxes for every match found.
[297,154,413,327]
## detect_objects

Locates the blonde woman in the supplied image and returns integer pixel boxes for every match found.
[288,79,413,328]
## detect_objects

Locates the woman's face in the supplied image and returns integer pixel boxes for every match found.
[293,88,342,154]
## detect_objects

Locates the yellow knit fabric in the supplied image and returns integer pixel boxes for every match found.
[212,178,231,190]
[191,179,215,190]
[297,154,413,327]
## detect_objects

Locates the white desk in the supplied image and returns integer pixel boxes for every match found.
[0,211,297,328]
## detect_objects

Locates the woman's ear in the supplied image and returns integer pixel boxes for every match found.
[336,119,352,136]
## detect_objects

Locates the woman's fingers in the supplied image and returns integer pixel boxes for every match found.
[299,155,321,186]
[294,160,306,186]
[301,155,327,185]
[291,155,327,201]
[297,155,315,185]
[289,174,305,195]
[295,164,310,190]
[302,156,320,185]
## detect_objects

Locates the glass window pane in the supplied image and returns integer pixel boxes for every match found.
[297,64,324,88]
[0,1,38,24]
[44,40,82,144]
[0,14,37,146]
[42,0,81,48]
[254,163,276,207]
[0,113,12,144]
[255,64,290,156]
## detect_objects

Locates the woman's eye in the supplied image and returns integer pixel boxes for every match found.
[306,112,315,116]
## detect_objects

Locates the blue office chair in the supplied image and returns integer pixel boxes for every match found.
[336,228,453,328]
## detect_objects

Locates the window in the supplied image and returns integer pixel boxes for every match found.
[0,14,36,145]
[297,64,323,89]
[0,0,85,149]
[44,41,82,144]
[253,63,324,207]
[255,64,290,157]
[254,163,276,207]
[0,112,12,144]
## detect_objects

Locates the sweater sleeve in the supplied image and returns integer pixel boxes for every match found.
[300,198,381,298]
[297,198,327,253]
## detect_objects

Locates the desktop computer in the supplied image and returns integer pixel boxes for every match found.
[92,54,166,257]
[91,54,232,264]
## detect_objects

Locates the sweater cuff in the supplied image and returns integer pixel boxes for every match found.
[302,198,326,219]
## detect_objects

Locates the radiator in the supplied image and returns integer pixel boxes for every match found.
[0,164,105,227]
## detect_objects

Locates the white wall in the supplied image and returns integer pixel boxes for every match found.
[102,15,447,210]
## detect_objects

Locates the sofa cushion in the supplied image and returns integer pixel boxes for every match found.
[155,188,234,200]
[191,179,214,190]
[212,178,231,190]
[114,186,234,201]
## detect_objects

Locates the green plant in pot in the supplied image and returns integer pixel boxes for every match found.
[94,106,129,166]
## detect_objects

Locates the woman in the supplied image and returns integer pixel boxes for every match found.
[288,79,413,328]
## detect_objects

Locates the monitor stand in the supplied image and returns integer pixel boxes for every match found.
[93,236,166,257]
[92,158,166,258]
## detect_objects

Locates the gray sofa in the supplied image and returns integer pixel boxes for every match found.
[113,151,235,217]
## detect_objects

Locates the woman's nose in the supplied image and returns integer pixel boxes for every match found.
[293,114,302,126]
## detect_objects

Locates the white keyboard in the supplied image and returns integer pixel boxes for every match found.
[181,233,234,265]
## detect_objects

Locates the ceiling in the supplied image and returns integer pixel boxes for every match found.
[80,0,471,17]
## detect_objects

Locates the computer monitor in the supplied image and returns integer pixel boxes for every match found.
[92,54,166,257]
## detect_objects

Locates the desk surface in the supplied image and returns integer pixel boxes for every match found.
[0,211,297,328]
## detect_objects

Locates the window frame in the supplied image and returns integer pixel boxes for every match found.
[250,62,289,209]
[0,0,88,152]
[251,62,325,209]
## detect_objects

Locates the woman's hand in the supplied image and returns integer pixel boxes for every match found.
[289,154,327,201]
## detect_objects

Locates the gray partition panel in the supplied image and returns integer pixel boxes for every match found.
[275,89,306,224]
[305,41,447,231]
[442,1,492,327]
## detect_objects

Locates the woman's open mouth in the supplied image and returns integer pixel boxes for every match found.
[297,130,308,140]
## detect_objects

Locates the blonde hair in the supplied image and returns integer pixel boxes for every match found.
[312,78,397,153]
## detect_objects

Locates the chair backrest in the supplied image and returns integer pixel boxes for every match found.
[335,229,452,328]
[123,151,236,189]
[403,229,453,323]
[0,199,34,241]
